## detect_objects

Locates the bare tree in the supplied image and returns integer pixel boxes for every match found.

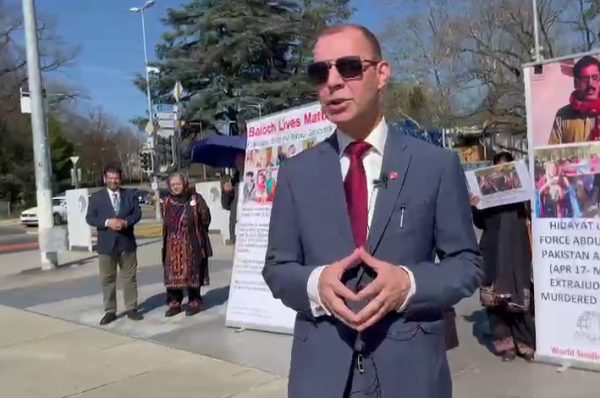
[380,0,459,126]
[113,127,143,180]
[378,0,591,143]
[58,107,142,183]
[0,0,80,110]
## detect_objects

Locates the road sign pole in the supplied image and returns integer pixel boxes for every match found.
[174,104,180,170]
[70,156,80,189]
[172,81,185,171]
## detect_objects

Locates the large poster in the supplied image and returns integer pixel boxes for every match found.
[525,51,600,369]
[225,102,335,333]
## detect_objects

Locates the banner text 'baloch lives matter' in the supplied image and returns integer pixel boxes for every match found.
[225,102,335,334]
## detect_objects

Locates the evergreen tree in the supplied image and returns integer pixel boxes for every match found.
[0,118,35,206]
[139,0,352,136]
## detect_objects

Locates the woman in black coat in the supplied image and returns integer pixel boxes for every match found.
[471,152,536,362]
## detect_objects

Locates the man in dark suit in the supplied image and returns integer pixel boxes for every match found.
[262,24,482,397]
[86,165,143,325]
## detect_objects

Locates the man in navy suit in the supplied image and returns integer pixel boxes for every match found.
[263,24,482,397]
[86,165,143,325]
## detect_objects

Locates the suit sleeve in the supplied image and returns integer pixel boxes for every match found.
[405,152,483,315]
[85,195,107,230]
[124,192,142,227]
[262,161,318,315]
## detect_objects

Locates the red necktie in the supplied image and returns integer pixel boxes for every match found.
[344,141,371,248]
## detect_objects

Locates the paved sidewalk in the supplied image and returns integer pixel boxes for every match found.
[0,305,286,398]
[2,235,600,397]
[0,231,227,289]
[0,238,162,290]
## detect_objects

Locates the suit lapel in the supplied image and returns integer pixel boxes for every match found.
[318,134,355,252]
[103,189,116,217]
[367,130,412,253]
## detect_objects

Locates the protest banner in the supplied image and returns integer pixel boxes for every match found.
[525,50,600,370]
[465,160,532,209]
[225,102,335,333]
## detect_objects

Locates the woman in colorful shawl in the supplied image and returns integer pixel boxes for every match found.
[162,172,213,317]
[471,152,536,362]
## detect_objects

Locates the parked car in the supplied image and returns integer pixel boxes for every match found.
[134,189,152,205]
[20,196,68,227]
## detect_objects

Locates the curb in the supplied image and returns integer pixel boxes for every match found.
[0,219,21,227]
[135,223,162,239]
[0,242,38,254]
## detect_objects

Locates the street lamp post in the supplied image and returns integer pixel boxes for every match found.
[532,0,542,62]
[130,0,161,220]
[22,0,58,269]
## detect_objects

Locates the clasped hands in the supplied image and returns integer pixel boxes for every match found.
[106,218,127,231]
[317,247,411,332]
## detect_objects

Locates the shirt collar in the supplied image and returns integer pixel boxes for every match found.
[107,188,120,196]
[336,117,388,157]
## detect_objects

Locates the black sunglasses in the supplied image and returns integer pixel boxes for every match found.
[307,56,379,85]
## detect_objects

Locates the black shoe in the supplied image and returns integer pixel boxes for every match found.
[99,312,117,325]
[165,305,182,317]
[127,310,144,321]
[501,350,517,362]
[185,300,203,317]
[521,351,535,362]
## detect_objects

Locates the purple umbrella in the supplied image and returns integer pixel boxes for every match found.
[190,135,246,168]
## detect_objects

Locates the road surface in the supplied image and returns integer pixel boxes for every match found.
[0,204,158,254]
[0,224,38,253]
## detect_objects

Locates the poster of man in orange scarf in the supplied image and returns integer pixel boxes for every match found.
[525,50,600,371]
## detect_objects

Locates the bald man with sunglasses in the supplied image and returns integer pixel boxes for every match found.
[263,24,482,398]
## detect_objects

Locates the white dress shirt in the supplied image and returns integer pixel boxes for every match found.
[104,188,121,227]
[306,117,416,317]
[108,188,120,208]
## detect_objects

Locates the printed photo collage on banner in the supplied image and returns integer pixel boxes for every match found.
[526,50,600,368]
[242,139,318,204]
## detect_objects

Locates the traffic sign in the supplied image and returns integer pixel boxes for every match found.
[69,156,80,165]
[145,121,156,135]
[172,81,184,103]
[158,128,175,138]
[144,137,154,150]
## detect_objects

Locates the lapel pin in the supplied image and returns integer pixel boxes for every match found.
[389,171,399,180]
